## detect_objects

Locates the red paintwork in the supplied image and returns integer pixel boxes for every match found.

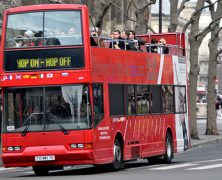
[0,4,187,168]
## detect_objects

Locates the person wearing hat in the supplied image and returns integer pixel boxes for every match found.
[90,27,104,47]
[24,30,34,46]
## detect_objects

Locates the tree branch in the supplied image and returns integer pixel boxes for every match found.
[178,0,190,15]
[182,0,219,32]
[196,15,222,40]
[129,0,139,10]
[141,0,156,12]
[217,49,222,58]
[95,0,117,28]
[129,0,156,12]
[146,24,156,33]
[194,0,219,16]
[182,18,194,32]
[216,26,222,37]
[112,2,136,22]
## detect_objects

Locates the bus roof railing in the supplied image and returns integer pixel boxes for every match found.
[91,35,185,56]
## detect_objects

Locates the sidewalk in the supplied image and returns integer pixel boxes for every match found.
[1,118,222,167]
[191,117,222,147]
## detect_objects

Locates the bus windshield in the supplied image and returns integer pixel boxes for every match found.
[5,10,82,48]
[3,85,92,133]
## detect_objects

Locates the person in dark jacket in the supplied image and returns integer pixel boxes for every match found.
[109,30,125,49]
[149,38,158,53]
[129,30,145,51]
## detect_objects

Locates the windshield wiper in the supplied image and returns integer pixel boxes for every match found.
[57,124,69,135]
[21,124,30,137]
[21,112,43,136]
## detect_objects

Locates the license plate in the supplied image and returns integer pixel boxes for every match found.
[35,155,55,162]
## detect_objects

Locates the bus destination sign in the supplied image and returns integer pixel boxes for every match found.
[17,57,71,69]
[4,48,84,71]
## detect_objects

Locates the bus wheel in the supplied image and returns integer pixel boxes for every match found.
[111,139,123,170]
[33,166,49,176]
[163,132,173,164]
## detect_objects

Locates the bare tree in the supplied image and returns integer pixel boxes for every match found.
[94,0,117,29]
[182,0,208,139]
[0,0,15,29]
[206,0,222,135]
[129,0,156,34]
[168,0,190,32]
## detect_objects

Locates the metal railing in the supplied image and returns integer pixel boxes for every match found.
[90,36,185,56]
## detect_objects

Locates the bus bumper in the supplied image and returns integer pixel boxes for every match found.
[2,145,95,168]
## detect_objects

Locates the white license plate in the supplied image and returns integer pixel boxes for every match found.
[35,155,55,162]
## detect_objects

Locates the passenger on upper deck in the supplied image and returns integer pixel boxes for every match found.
[24,30,34,46]
[129,30,145,51]
[90,27,104,47]
[120,30,131,50]
[64,27,82,45]
[158,38,169,54]
[109,30,125,49]
[33,31,43,46]
[45,31,61,46]
[15,35,26,47]
[149,38,158,53]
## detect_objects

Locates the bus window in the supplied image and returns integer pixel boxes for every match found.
[4,88,44,133]
[175,86,186,113]
[5,11,82,48]
[161,86,175,113]
[92,84,104,126]
[127,85,136,115]
[3,85,92,133]
[109,84,125,116]
[46,85,91,130]
[44,11,82,46]
[151,85,161,114]
[5,12,43,48]
[137,85,150,114]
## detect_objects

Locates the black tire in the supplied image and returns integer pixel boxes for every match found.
[147,156,159,164]
[163,132,173,164]
[33,166,49,176]
[111,139,124,171]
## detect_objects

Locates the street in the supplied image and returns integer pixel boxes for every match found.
[0,141,222,180]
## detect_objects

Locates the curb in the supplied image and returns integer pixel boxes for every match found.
[191,137,222,148]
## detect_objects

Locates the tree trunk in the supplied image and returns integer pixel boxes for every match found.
[168,0,178,32]
[206,40,219,135]
[206,0,222,135]
[186,0,205,140]
[188,39,200,139]
[135,10,147,34]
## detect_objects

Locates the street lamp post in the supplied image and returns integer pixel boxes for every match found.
[159,0,162,33]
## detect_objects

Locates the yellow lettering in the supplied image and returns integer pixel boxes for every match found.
[46,58,58,67]
[59,57,71,67]
[30,59,39,68]
[17,59,29,69]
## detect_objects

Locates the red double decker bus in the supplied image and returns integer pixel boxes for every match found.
[0,4,190,175]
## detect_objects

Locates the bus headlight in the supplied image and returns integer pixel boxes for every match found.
[70,144,84,148]
[5,146,21,152]
[7,147,14,151]
[14,146,21,151]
